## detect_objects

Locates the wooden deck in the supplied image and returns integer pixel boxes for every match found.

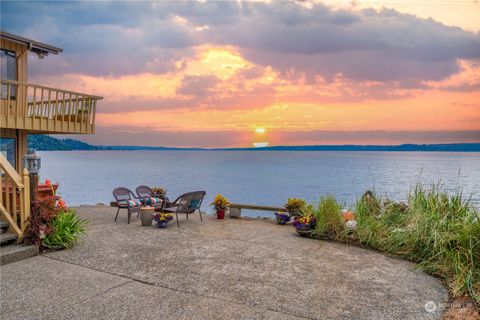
[1,79,102,134]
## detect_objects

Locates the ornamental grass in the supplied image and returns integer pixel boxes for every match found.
[353,185,479,305]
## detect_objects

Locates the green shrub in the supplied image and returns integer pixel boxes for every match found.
[42,209,88,249]
[312,196,344,239]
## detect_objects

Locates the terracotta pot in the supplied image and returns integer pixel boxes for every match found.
[139,208,154,226]
[216,210,225,219]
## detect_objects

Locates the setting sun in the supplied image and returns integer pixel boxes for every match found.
[255,127,266,134]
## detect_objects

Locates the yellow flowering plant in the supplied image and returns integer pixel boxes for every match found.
[284,198,306,216]
[292,214,316,231]
[153,212,173,223]
[210,194,230,211]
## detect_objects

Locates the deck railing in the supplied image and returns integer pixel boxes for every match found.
[0,79,102,134]
[0,154,30,241]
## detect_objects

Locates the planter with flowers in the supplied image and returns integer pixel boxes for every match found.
[211,194,230,219]
[284,198,306,218]
[274,211,291,225]
[151,187,168,201]
[153,212,174,228]
[25,194,88,250]
[292,214,316,237]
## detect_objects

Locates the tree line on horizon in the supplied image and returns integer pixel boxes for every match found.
[26,135,480,152]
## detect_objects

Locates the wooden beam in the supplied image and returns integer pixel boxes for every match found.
[229,203,286,212]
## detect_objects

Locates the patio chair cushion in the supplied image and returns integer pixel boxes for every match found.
[118,199,142,208]
[141,197,162,206]
[188,199,201,210]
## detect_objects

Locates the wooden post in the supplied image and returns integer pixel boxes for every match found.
[23,169,30,231]
[30,173,38,204]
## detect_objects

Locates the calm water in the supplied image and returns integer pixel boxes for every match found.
[38,151,480,217]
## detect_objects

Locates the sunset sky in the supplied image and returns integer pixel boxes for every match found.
[2,0,480,147]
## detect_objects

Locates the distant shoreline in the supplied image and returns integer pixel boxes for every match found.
[38,147,480,153]
[27,135,480,152]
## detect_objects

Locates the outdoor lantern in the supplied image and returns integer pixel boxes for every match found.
[24,149,41,174]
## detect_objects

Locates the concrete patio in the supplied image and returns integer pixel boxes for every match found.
[1,205,449,319]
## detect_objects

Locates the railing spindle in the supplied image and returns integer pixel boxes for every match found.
[54,90,59,130]
[92,99,97,133]
[5,175,10,214]
[47,89,52,120]
[61,92,66,127]
[74,94,79,132]
[68,93,72,122]
[86,97,92,128]
[15,83,19,127]
[32,87,37,123]
[40,88,44,128]
[80,96,85,133]
[6,83,11,127]
[0,172,3,205]
[12,186,18,226]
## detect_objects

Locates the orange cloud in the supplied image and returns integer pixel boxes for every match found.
[425,59,480,92]
[31,45,480,147]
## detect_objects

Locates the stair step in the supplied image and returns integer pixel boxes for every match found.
[0,232,18,246]
[0,243,39,265]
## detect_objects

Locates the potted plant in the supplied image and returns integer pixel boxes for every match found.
[153,212,174,228]
[284,198,306,217]
[211,194,230,219]
[139,207,155,226]
[274,211,291,225]
[151,187,168,201]
[292,214,316,237]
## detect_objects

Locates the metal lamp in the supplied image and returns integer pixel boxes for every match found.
[23,149,41,174]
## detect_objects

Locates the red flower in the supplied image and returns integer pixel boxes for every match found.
[57,198,67,210]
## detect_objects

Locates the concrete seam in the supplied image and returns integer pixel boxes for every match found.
[77,280,134,305]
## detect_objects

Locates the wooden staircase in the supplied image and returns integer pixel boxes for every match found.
[0,164,38,265]
[0,153,31,242]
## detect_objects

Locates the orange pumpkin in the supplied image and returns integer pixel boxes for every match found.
[343,211,355,222]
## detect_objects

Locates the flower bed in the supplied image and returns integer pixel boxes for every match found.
[286,184,480,309]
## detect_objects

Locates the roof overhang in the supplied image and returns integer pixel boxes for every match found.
[0,31,63,57]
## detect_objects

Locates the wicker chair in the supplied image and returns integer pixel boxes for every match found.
[163,191,206,227]
[112,187,142,224]
[135,185,163,210]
